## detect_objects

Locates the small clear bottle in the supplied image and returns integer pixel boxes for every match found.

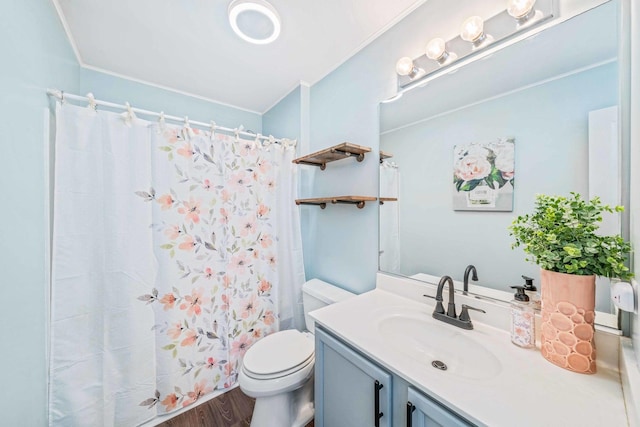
[522,275,541,311]
[510,285,535,349]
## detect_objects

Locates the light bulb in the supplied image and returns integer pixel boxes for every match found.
[426,38,447,61]
[396,57,415,76]
[507,0,537,19]
[460,16,485,43]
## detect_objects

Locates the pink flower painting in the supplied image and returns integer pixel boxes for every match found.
[452,138,515,212]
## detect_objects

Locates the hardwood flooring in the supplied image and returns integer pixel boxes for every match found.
[156,387,314,427]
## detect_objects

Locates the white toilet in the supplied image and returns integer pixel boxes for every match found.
[239,278,354,427]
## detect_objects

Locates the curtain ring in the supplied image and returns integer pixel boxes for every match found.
[183,116,195,139]
[86,93,97,111]
[210,121,217,141]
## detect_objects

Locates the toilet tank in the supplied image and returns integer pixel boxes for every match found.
[302,279,355,333]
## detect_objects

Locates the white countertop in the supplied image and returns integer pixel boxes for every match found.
[310,288,628,427]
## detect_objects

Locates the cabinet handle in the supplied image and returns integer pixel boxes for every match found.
[374,380,384,427]
[406,402,416,427]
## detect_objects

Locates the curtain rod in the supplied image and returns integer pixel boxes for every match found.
[46,88,295,146]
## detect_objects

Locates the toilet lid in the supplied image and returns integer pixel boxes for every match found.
[243,330,314,376]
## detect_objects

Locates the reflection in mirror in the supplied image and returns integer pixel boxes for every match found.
[379,1,622,316]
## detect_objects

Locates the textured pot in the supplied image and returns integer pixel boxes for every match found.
[539,269,596,374]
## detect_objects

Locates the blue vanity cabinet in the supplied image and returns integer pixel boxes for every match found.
[314,326,392,427]
[406,387,475,427]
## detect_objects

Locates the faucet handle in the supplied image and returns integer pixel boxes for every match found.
[423,294,445,314]
[459,304,486,322]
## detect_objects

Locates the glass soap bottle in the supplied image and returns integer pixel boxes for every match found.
[510,285,535,349]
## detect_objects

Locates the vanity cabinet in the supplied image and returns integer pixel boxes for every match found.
[315,326,475,427]
[315,326,392,427]
[407,387,474,427]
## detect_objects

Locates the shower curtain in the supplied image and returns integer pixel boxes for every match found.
[49,103,305,426]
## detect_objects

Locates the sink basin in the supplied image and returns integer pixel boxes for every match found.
[377,308,502,380]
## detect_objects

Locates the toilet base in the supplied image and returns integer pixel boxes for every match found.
[249,377,314,427]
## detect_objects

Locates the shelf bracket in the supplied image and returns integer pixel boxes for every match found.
[332,199,367,209]
[295,160,327,170]
[331,148,365,162]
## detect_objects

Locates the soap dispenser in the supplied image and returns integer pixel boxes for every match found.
[522,275,540,311]
[510,285,535,349]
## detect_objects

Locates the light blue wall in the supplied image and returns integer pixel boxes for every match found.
[79,69,262,133]
[380,64,617,301]
[0,1,80,425]
[303,0,623,298]
[263,86,301,140]
[304,0,502,294]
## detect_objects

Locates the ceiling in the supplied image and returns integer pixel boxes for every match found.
[53,0,426,113]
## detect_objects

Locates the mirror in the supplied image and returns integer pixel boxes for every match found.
[379,1,623,316]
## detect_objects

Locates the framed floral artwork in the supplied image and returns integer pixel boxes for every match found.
[453,138,514,211]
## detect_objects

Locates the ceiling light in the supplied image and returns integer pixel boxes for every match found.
[228,0,281,45]
[508,0,537,20]
[460,16,486,44]
[395,57,423,79]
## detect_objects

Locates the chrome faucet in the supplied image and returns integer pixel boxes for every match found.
[432,275,485,330]
[463,265,478,295]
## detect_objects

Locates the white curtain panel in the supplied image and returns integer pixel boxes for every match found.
[50,103,304,426]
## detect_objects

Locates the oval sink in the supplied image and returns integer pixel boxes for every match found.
[377,310,502,380]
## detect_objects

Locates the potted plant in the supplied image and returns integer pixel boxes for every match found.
[509,192,632,374]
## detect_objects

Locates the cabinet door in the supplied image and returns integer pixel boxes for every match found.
[315,327,392,427]
[406,387,475,427]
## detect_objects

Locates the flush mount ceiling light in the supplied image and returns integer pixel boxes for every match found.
[228,0,281,45]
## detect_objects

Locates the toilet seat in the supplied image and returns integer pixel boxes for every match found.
[242,330,314,380]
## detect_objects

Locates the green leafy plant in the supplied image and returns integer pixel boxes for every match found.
[509,193,632,280]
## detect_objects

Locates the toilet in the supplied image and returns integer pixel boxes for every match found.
[238,278,355,427]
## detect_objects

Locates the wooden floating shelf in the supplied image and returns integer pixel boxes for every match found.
[293,142,372,170]
[295,196,377,209]
[379,197,398,205]
[379,151,393,162]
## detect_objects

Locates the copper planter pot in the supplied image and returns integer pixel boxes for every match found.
[539,269,597,374]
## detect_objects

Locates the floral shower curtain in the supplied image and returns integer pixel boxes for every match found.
[50,103,304,426]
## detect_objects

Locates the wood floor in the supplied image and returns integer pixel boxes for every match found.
[157,387,314,427]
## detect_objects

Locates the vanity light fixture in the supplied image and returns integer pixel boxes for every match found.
[507,0,538,21]
[425,38,456,65]
[393,0,556,93]
[395,57,423,79]
[228,0,281,45]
